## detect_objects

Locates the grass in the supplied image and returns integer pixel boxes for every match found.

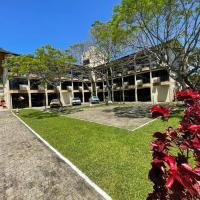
[18,109,181,200]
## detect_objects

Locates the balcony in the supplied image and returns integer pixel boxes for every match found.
[88,86,92,91]
[112,83,117,89]
[142,66,150,71]
[136,80,143,87]
[38,85,45,91]
[152,77,161,85]
[96,78,102,81]
[116,73,122,77]
[78,86,83,91]
[67,86,72,91]
[83,78,90,82]
[56,86,61,90]
[127,70,135,75]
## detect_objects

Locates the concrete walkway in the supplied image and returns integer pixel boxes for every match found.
[0,111,103,200]
[68,106,151,130]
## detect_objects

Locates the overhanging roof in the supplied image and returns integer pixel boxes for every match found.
[0,48,19,55]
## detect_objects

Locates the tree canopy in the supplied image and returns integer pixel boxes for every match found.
[112,0,200,89]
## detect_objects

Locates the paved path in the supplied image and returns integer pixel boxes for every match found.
[0,111,103,200]
[68,106,151,130]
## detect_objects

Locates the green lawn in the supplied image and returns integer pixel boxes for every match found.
[19,109,181,200]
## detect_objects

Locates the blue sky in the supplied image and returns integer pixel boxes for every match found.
[0,0,119,54]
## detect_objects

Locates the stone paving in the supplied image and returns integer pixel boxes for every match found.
[68,105,152,130]
[0,111,103,200]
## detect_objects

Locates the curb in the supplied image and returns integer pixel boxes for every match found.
[131,117,159,132]
[11,111,112,200]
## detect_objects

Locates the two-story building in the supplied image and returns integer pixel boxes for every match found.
[0,47,177,109]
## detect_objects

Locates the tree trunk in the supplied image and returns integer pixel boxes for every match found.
[54,86,63,107]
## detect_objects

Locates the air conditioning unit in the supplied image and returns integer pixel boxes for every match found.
[116,86,121,90]
[123,82,129,88]
[38,85,45,90]
[96,86,100,90]
[136,66,142,72]
[113,83,117,88]
[96,78,102,81]
[79,86,83,91]
[136,80,143,86]
[88,86,92,91]
[67,86,72,91]
[142,66,150,71]
[56,86,61,90]
[117,73,122,77]
[19,84,28,90]
[152,77,161,84]
[127,70,134,75]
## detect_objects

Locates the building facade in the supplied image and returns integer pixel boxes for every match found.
[0,48,177,109]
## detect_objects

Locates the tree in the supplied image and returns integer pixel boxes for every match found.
[89,20,127,101]
[112,0,200,89]
[4,45,76,105]
[68,20,127,102]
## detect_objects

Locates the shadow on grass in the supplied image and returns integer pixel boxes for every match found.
[20,110,59,119]
[102,105,152,118]
[102,104,184,119]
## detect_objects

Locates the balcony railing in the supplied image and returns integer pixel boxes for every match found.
[19,84,28,90]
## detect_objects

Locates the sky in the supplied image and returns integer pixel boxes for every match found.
[0,0,120,54]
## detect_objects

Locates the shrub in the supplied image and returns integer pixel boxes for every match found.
[148,90,200,200]
[151,105,171,120]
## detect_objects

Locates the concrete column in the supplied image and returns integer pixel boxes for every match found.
[82,82,85,103]
[149,55,154,103]
[112,79,114,102]
[134,74,138,102]
[122,77,125,102]
[134,55,138,102]
[150,70,154,103]
[10,93,13,109]
[28,79,32,108]
[103,81,105,102]
[95,82,98,96]
[45,84,48,107]
[71,80,74,98]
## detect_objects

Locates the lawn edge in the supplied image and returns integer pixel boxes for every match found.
[131,118,159,132]
[11,111,112,200]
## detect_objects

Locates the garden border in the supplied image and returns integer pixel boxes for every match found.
[11,111,112,200]
[131,118,158,132]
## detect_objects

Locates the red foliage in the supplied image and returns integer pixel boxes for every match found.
[148,90,200,200]
[176,90,200,101]
[151,105,171,120]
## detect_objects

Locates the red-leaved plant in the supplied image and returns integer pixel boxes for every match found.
[148,90,200,200]
[151,105,171,120]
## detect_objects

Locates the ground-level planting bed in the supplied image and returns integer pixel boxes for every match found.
[19,109,180,200]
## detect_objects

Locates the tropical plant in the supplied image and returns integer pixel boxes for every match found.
[151,105,171,120]
[148,89,200,199]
